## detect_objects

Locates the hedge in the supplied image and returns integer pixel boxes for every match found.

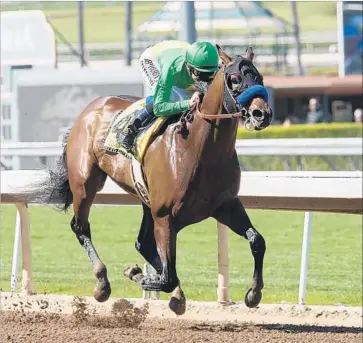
[235,123,362,171]
[236,123,362,139]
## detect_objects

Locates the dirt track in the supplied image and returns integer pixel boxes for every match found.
[1,312,362,343]
[1,293,362,343]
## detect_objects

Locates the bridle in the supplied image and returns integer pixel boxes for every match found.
[195,55,267,129]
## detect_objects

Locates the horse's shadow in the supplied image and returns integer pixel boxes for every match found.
[189,322,362,334]
[258,323,362,334]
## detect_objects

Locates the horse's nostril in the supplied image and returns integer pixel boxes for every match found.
[252,109,264,118]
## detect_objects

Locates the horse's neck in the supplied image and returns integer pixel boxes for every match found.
[193,71,238,160]
[200,70,224,114]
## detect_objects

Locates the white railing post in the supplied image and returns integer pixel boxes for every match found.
[217,221,230,303]
[15,202,34,295]
[10,210,22,292]
[142,263,160,300]
[298,211,313,305]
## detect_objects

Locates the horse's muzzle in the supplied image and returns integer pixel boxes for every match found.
[243,106,272,131]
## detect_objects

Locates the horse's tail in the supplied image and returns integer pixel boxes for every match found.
[20,131,73,212]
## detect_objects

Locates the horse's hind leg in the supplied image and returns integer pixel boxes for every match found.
[124,203,163,282]
[213,198,266,308]
[69,165,110,302]
[135,204,163,273]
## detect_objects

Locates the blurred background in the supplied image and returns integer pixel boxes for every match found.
[1,1,362,170]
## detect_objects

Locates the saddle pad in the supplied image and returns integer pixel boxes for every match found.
[103,98,168,163]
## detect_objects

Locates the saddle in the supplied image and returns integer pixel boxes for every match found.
[103,96,192,164]
[103,97,165,163]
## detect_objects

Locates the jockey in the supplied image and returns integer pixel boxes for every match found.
[119,40,219,151]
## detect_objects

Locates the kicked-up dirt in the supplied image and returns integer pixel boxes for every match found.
[0,293,361,343]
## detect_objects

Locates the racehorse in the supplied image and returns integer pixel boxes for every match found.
[24,46,272,315]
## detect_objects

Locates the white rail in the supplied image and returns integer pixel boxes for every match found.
[1,138,362,158]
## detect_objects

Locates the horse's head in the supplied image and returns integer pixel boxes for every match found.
[217,45,272,131]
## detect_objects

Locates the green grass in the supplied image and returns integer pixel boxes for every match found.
[1,2,165,44]
[1,1,338,44]
[238,156,362,172]
[262,2,337,33]
[1,205,361,306]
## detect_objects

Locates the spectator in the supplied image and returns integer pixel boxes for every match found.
[306,98,331,124]
[353,108,362,123]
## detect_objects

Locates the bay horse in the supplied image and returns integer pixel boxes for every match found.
[24,46,272,315]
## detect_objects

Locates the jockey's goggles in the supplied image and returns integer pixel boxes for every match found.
[188,65,217,82]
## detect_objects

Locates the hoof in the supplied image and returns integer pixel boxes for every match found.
[93,278,111,303]
[169,296,186,316]
[124,265,143,280]
[244,288,262,308]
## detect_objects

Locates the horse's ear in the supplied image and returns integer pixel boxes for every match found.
[243,46,254,62]
[216,44,232,65]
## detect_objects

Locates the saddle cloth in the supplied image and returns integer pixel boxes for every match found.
[103,97,168,163]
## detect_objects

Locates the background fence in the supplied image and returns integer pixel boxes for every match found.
[1,137,362,171]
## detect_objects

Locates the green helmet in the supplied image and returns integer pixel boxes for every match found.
[185,41,219,73]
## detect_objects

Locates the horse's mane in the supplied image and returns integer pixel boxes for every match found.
[194,81,209,94]
[194,60,228,94]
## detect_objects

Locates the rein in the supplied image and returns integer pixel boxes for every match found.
[195,102,246,120]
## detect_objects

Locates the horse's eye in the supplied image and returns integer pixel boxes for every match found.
[230,74,243,92]
[229,74,243,92]
[230,74,243,85]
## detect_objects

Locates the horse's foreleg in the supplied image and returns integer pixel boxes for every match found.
[70,169,110,302]
[151,216,179,294]
[213,197,266,308]
[136,214,180,294]
[133,211,179,293]
[130,206,185,315]
[152,217,185,315]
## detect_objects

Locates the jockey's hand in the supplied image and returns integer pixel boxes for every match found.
[189,92,200,107]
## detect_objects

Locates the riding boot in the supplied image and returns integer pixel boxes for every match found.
[121,124,138,152]
[120,106,154,152]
